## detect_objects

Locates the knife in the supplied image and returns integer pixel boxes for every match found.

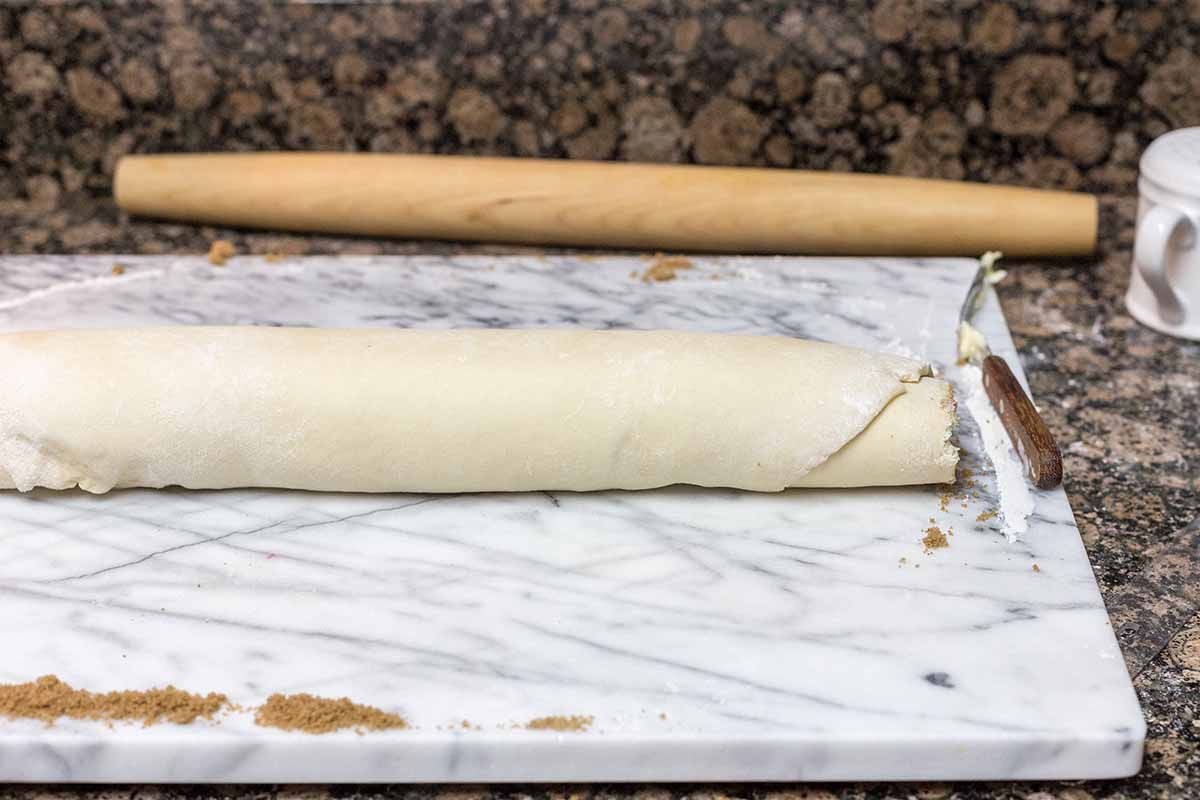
[957,253,1063,490]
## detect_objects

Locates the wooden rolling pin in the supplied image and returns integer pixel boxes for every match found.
[114,153,1097,256]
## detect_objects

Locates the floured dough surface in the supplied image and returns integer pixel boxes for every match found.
[0,328,957,493]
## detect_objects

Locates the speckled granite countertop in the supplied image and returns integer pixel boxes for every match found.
[1,1,1198,798]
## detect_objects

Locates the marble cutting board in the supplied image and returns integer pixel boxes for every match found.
[0,254,1143,782]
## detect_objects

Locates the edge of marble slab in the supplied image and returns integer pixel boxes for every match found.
[0,727,1143,782]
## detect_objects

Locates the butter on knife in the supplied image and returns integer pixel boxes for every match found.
[957,251,1005,365]
[956,252,1063,490]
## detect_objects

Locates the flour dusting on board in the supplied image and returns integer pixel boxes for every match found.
[879,337,925,363]
[960,363,1034,539]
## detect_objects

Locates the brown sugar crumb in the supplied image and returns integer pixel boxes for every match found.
[640,254,694,283]
[977,509,998,522]
[526,714,593,732]
[0,675,227,728]
[1032,563,1041,573]
[629,270,638,278]
[659,712,667,720]
[262,252,286,263]
[922,526,949,553]
[254,692,407,734]
[110,263,125,276]
[899,557,907,565]
[938,466,977,513]
[207,239,236,266]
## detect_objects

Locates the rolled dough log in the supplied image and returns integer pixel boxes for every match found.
[0,328,958,493]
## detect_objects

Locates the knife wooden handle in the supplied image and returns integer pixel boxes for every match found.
[114,153,1098,256]
[981,354,1063,490]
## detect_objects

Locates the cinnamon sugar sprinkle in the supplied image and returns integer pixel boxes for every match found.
[639,254,694,283]
[939,466,980,512]
[0,675,409,735]
[254,692,407,734]
[206,239,236,266]
[0,677,600,736]
[922,526,950,553]
[0,675,226,728]
[526,714,593,732]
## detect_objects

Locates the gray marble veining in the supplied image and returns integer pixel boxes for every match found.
[0,255,1142,781]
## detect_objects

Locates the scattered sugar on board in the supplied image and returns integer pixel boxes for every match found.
[207,239,236,266]
[0,675,226,728]
[960,363,1035,540]
[526,714,593,732]
[638,254,693,282]
[254,692,407,734]
[922,526,949,553]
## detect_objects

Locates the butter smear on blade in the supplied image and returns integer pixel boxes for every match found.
[961,363,1035,539]
[957,250,1006,365]
[957,320,988,364]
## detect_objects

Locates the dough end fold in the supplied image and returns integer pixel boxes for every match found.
[797,376,959,488]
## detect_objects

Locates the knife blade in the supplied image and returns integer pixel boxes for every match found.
[957,253,1064,490]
